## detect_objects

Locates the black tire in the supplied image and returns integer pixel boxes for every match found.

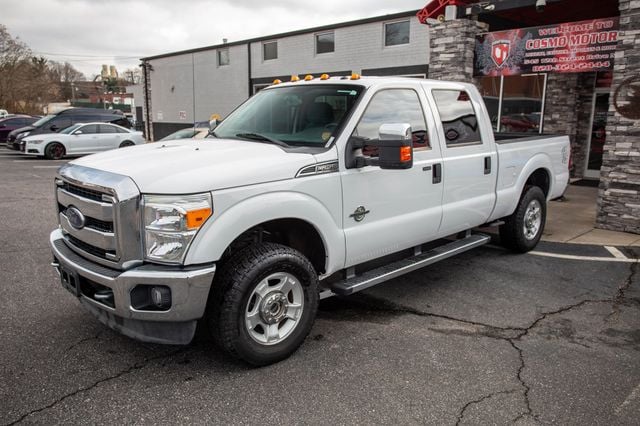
[208,243,318,366]
[119,140,134,148]
[44,142,65,160]
[500,186,546,253]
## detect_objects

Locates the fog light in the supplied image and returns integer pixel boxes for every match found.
[150,286,171,309]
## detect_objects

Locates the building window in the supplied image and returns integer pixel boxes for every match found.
[477,74,547,133]
[316,32,335,54]
[384,20,410,47]
[263,41,278,61]
[217,49,229,66]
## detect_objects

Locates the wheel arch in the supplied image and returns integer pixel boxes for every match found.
[185,192,344,276]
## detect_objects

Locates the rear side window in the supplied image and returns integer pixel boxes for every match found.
[432,89,482,147]
[115,127,129,134]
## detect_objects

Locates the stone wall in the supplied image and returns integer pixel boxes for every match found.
[596,0,640,234]
[429,19,488,82]
[542,73,580,154]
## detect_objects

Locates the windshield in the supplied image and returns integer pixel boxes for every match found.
[214,84,364,147]
[160,128,198,141]
[32,115,55,127]
[60,124,83,134]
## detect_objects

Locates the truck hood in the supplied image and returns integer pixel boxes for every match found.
[69,138,317,194]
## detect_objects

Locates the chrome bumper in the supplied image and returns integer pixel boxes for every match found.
[50,228,216,345]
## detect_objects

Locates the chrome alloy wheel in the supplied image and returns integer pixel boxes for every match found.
[523,199,542,240]
[245,272,304,345]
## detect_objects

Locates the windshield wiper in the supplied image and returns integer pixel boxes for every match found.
[235,132,289,148]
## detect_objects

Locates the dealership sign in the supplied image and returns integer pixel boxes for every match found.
[474,17,619,76]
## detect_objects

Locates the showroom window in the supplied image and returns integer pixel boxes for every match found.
[477,74,547,133]
[217,49,229,66]
[384,20,410,47]
[263,41,278,61]
[316,32,335,54]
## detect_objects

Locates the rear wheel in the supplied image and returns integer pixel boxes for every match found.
[500,186,546,253]
[208,243,318,366]
[44,142,65,160]
[119,140,134,148]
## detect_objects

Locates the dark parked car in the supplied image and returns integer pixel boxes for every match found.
[7,108,130,150]
[0,115,38,143]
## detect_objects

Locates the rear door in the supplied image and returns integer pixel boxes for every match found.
[428,87,498,235]
[340,85,444,267]
[98,124,122,150]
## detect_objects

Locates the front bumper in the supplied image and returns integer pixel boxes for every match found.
[24,144,44,155]
[50,228,216,345]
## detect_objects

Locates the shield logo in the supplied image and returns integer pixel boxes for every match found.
[491,40,511,67]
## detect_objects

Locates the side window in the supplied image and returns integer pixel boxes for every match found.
[99,124,117,134]
[432,89,482,147]
[353,89,430,153]
[79,124,98,134]
[115,127,129,134]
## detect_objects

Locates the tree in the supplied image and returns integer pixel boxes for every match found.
[0,25,87,114]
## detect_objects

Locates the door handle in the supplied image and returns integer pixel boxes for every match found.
[432,163,442,184]
[484,156,491,175]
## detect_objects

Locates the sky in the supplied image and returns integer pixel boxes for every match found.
[2,0,423,79]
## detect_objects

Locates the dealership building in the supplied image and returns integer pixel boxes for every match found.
[140,0,639,234]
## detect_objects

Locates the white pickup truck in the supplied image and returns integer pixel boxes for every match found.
[50,76,569,365]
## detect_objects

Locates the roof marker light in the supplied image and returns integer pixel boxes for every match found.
[272,79,282,85]
[320,74,330,80]
[304,74,314,81]
[291,75,300,82]
[350,73,361,80]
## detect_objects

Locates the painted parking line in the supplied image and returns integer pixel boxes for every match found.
[529,250,639,263]
[605,245,628,259]
[33,165,62,169]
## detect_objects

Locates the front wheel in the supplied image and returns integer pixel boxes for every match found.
[500,186,546,253]
[44,142,65,160]
[208,243,318,366]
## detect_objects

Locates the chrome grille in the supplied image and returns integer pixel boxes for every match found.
[56,164,143,270]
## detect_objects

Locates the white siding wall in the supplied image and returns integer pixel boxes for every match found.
[251,16,429,78]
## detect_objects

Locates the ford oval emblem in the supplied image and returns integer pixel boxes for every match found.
[66,206,86,230]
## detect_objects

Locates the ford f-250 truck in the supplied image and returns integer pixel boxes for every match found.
[50,76,569,365]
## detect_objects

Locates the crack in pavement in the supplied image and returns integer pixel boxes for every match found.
[607,262,638,323]
[63,329,106,353]
[455,389,518,426]
[5,349,184,425]
[343,262,638,425]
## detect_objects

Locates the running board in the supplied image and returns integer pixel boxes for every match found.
[330,234,491,296]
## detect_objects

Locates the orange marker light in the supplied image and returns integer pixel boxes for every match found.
[400,146,412,162]
[304,74,314,81]
[291,75,300,82]
[320,74,330,80]
[350,73,361,80]
[186,208,212,229]
[272,79,282,85]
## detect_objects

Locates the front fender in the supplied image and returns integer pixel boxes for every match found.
[184,191,345,275]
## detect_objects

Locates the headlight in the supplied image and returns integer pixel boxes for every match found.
[18,131,30,139]
[143,193,212,264]
[27,140,44,145]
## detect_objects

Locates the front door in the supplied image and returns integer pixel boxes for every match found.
[584,92,610,179]
[341,87,444,267]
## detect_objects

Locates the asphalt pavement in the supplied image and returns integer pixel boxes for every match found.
[0,147,638,425]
